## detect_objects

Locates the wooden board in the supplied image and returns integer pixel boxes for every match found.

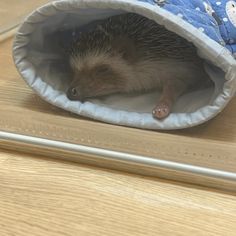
[0,37,236,191]
[0,0,50,35]
[1,148,236,236]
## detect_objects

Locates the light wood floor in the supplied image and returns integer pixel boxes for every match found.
[0,0,50,33]
[1,2,236,234]
[0,148,236,236]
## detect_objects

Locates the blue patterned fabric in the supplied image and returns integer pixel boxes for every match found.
[139,0,236,55]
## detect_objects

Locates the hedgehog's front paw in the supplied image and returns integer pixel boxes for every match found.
[152,103,170,119]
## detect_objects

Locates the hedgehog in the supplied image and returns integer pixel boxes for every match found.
[66,13,210,119]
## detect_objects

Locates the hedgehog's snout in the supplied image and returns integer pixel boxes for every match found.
[67,87,85,102]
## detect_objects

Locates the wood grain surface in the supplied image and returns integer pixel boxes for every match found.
[0,37,236,177]
[1,7,236,235]
[0,148,236,236]
[0,0,50,35]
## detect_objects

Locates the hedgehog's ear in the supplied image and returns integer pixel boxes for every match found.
[112,37,137,62]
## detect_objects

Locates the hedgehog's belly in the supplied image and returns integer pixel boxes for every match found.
[126,60,163,92]
[128,58,206,93]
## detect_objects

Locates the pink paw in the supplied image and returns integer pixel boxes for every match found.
[152,104,170,119]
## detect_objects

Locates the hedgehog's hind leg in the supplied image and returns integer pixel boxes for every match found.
[152,79,188,120]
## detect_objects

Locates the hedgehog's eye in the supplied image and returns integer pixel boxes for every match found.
[70,87,78,96]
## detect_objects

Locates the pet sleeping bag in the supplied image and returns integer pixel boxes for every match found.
[12,0,236,130]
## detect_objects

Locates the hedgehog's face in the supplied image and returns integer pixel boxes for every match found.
[67,63,126,101]
[67,36,137,101]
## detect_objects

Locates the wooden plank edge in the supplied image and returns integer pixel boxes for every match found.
[0,26,18,42]
[0,130,236,193]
